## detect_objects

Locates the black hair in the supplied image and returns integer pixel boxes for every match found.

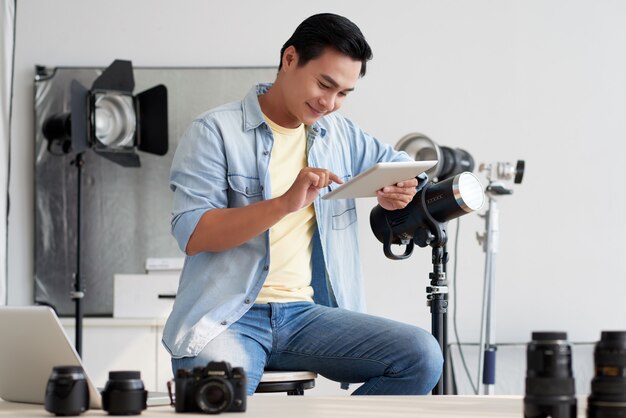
[279,13,373,77]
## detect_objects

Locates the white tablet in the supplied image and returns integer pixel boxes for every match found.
[322,161,437,200]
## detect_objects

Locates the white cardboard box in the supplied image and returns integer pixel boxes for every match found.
[113,274,179,318]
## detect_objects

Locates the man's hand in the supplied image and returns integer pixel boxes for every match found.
[280,167,343,213]
[376,177,418,210]
[186,167,343,255]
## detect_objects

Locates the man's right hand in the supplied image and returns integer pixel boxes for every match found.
[280,168,343,213]
[186,167,342,255]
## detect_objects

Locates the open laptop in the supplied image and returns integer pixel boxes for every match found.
[0,306,171,408]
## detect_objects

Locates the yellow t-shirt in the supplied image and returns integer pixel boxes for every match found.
[255,115,316,303]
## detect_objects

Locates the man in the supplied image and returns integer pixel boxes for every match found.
[162,13,443,395]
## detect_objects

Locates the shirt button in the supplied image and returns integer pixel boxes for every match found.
[263,150,269,156]
[244,298,251,304]
[220,320,227,326]
[263,265,269,271]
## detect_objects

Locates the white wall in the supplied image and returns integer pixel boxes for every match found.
[8,0,626,393]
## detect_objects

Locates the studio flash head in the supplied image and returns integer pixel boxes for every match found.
[41,59,168,167]
[396,132,475,182]
[479,160,525,185]
[370,172,484,259]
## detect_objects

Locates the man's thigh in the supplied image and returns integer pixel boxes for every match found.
[171,305,273,394]
[267,303,438,383]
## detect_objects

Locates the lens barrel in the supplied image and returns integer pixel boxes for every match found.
[524,332,577,418]
[101,371,147,416]
[588,331,626,418]
[44,365,90,416]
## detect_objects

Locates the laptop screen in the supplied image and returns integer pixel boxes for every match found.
[0,306,103,408]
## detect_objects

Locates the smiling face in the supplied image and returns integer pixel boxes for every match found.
[264,46,363,128]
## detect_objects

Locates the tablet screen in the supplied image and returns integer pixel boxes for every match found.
[322,161,437,200]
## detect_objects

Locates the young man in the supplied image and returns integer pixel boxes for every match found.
[162,13,443,395]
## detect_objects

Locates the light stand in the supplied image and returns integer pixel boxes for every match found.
[394,132,478,395]
[475,161,524,394]
[413,190,450,395]
[428,244,449,394]
[475,183,504,395]
[41,59,168,357]
[70,153,85,356]
[370,172,484,395]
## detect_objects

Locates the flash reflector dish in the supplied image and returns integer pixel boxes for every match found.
[93,92,136,148]
[397,132,474,181]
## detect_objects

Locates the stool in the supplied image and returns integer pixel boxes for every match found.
[255,371,317,395]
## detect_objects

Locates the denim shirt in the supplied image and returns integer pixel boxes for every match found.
[162,84,412,357]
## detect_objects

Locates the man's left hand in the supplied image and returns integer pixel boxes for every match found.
[376,177,419,210]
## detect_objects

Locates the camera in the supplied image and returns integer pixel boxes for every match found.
[524,332,577,418]
[44,365,89,416]
[587,331,626,418]
[174,361,246,414]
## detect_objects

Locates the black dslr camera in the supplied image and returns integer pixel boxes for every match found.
[175,361,246,414]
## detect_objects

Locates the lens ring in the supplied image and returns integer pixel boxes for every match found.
[195,378,233,413]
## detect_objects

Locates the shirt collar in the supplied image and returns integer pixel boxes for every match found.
[242,83,326,138]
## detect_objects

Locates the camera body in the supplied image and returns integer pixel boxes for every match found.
[175,361,246,414]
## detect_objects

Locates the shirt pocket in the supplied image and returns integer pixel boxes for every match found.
[331,200,357,230]
[227,174,263,206]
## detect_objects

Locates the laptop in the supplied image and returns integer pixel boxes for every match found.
[0,306,171,408]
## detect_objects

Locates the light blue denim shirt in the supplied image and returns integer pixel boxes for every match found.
[162,84,412,357]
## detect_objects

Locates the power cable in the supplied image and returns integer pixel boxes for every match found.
[452,218,478,394]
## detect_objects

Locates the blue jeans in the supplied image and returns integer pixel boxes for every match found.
[171,302,443,395]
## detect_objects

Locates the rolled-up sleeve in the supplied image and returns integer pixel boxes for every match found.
[170,119,229,252]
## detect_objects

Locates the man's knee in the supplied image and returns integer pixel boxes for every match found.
[398,329,444,393]
[419,332,444,381]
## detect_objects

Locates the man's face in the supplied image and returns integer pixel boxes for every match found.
[281,46,362,126]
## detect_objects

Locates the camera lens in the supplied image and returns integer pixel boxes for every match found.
[195,377,234,414]
[101,371,147,415]
[524,332,577,418]
[588,331,626,418]
[44,365,89,416]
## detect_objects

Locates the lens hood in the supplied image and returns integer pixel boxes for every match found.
[44,365,89,416]
[101,370,147,416]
